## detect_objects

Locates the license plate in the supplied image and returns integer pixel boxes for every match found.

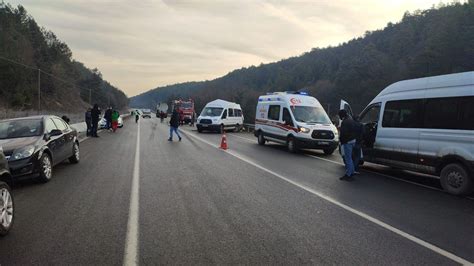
[202,125,208,127]
[318,141,329,145]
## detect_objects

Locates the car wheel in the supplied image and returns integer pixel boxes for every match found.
[69,142,80,164]
[0,182,14,236]
[257,131,266,145]
[440,163,473,195]
[287,137,298,153]
[323,148,335,155]
[37,153,53,183]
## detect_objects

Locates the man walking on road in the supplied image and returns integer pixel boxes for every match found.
[168,107,182,142]
[338,109,357,181]
[91,104,101,138]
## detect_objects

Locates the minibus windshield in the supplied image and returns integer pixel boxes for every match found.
[291,106,331,124]
[201,107,224,117]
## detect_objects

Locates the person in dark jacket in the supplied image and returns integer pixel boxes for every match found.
[85,108,92,136]
[168,108,182,141]
[91,104,101,137]
[338,109,357,181]
[104,107,113,130]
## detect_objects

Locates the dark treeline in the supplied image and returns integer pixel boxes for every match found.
[131,1,474,121]
[0,4,128,112]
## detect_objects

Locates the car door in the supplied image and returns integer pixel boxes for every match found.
[266,105,284,139]
[44,118,62,164]
[357,103,381,159]
[55,118,75,158]
[51,118,70,161]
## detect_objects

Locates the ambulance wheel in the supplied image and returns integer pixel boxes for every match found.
[323,148,335,155]
[287,137,298,153]
[257,131,266,145]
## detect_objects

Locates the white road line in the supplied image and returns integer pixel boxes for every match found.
[124,121,140,266]
[184,131,472,265]
[228,133,474,200]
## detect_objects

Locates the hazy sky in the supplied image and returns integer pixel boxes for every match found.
[7,0,460,96]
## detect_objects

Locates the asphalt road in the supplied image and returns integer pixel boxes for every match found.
[0,118,473,265]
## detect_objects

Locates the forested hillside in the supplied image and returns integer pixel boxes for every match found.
[0,3,128,112]
[130,1,474,121]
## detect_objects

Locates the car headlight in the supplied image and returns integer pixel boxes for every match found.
[298,127,310,133]
[11,145,35,160]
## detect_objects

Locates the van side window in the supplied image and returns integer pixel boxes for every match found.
[268,105,281,121]
[235,109,242,117]
[424,96,474,130]
[222,109,227,119]
[283,108,294,126]
[382,100,422,128]
[228,108,234,117]
[359,104,381,124]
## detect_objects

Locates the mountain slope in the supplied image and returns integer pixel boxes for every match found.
[131,1,474,121]
[0,3,128,112]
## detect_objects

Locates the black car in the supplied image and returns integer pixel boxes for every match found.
[0,147,14,236]
[0,116,80,183]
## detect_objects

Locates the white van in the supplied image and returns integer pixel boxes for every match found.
[255,92,339,154]
[197,99,244,133]
[342,71,474,195]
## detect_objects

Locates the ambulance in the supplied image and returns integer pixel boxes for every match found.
[254,92,339,154]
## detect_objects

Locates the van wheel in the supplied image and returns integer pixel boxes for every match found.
[37,153,53,183]
[197,127,203,133]
[323,148,335,155]
[257,132,266,145]
[287,137,298,153]
[440,163,473,195]
[234,124,241,132]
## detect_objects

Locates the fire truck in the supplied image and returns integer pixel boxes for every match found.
[172,99,195,125]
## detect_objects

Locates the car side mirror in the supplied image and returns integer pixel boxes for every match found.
[50,129,62,137]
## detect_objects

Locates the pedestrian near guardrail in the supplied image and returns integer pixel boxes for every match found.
[85,108,92,136]
[91,104,101,138]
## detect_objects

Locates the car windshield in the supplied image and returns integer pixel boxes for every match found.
[201,107,223,117]
[291,106,331,124]
[181,102,193,108]
[0,119,43,139]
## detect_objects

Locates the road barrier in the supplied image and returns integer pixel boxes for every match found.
[243,123,255,133]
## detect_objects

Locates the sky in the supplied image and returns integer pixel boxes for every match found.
[6,0,461,97]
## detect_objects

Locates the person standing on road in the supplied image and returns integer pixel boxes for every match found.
[91,104,101,137]
[85,108,92,137]
[338,109,357,181]
[168,107,182,142]
[111,109,120,133]
[135,110,140,123]
[104,107,113,130]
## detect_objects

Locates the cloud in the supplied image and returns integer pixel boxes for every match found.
[6,0,462,96]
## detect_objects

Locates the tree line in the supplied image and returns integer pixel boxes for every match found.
[131,1,474,121]
[0,4,128,112]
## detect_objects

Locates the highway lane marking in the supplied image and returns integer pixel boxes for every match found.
[124,121,140,266]
[224,132,474,200]
[183,130,473,265]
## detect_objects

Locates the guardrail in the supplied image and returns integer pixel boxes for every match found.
[242,123,255,133]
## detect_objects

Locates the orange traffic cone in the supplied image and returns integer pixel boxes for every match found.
[220,133,228,150]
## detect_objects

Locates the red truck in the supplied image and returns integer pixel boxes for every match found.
[172,99,195,125]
